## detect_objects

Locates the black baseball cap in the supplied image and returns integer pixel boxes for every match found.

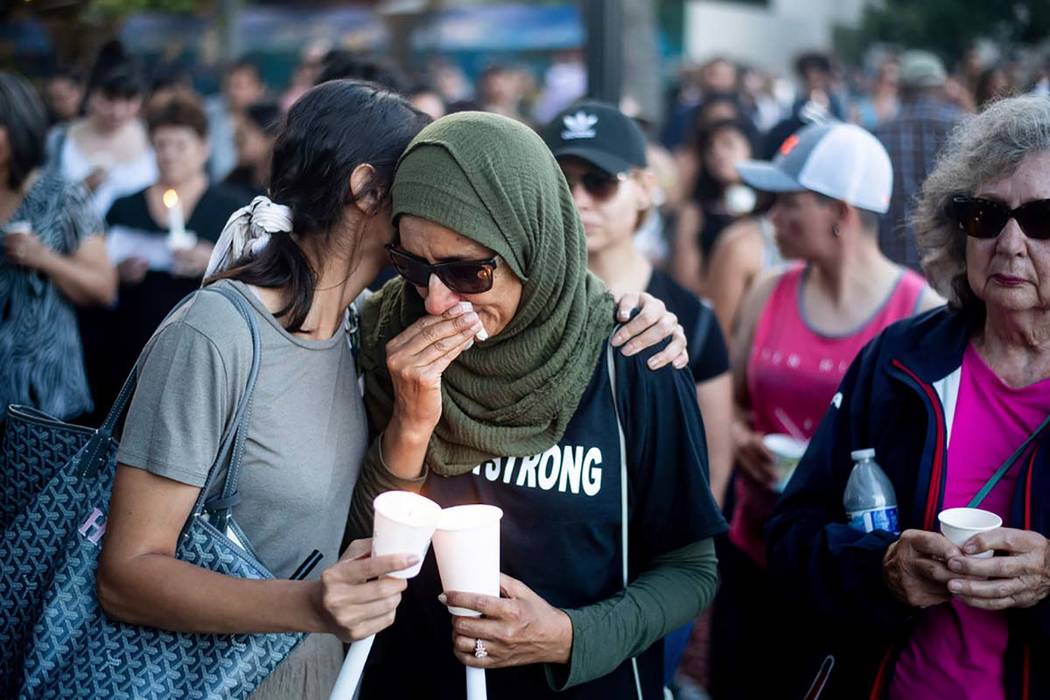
[542,100,648,175]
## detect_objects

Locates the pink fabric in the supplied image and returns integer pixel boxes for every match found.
[890,345,1050,700]
[730,265,927,566]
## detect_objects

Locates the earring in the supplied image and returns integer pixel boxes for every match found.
[832,225,841,238]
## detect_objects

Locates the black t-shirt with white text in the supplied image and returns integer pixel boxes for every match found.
[362,339,727,700]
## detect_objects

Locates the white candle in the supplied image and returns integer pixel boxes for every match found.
[163,188,196,250]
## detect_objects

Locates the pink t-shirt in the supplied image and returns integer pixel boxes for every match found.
[890,345,1050,700]
[730,265,926,566]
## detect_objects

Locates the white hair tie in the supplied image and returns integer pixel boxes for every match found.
[205,195,294,278]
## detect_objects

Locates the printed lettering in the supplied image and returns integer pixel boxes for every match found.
[537,445,561,490]
[502,456,517,484]
[558,446,584,494]
[582,447,603,496]
[516,453,540,488]
[484,459,501,481]
[78,507,107,545]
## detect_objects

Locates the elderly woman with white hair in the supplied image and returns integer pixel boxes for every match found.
[767,94,1050,699]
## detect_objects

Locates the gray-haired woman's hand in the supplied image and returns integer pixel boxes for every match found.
[316,538,417,642]
[946,528,1050,610]
[883,529,962,608]
[385,301,484,437]
[612,291,688,370]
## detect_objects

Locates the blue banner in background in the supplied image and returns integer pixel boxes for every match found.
[413,4,582,52]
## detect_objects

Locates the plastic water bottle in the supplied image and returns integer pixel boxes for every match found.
[843,449,900,534]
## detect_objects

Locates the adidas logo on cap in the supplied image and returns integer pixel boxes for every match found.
[561,111,598,140]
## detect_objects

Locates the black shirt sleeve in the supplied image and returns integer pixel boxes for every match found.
[614,338,728,565]
[645,270,730,384]
[689,303,730,383]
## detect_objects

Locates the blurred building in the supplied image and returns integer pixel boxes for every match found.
[685,0,868,71]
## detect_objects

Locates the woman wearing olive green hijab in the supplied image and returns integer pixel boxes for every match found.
[351,112,725,700]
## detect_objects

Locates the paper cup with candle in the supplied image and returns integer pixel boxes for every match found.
[372,491,442,578]
[432,505,503,617]
[329,491,442,700]
[938,507,1002,558]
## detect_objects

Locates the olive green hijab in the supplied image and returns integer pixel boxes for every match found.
[360,112,617,476]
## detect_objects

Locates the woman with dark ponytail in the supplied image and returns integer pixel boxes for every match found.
[95,79,688,698]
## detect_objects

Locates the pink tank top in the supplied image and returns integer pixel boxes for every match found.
[730,264,927,566]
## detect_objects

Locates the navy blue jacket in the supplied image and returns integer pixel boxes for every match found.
[767,307,1050,700]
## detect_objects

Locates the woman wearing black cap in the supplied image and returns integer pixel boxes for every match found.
[543,101,734,692]
[542,101,732,509]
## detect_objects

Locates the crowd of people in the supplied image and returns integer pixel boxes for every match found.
[3,33,1050,700]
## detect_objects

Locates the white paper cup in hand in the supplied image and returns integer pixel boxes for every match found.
[762,434,808,492]
[432,505,503,617]
[938,507,1002,558]
[372,491,442,579]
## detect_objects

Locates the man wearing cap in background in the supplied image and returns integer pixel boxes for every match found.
[709,120,941,699]
[875,50,963,272]
[543,101,735,695]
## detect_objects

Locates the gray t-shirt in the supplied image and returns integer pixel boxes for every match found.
[117,279,366,580]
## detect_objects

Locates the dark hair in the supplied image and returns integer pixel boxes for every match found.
[795,52,833,78]
[211,80,430,331]
[0,72,48,189]
[145,92,208,139]
[86,41,143,100]
[243,101,282,135]
[149,62,193,96]
[693,117,756,202]
[48,66,84,85]
[315,51,406,93]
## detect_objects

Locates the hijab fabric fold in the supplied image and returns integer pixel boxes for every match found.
[361,112,617,476]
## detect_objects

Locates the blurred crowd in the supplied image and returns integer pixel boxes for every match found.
[5,33,1050,700]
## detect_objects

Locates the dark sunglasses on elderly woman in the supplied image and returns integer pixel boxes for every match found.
[947,195,1050,240]
[563,170,628,202]
[386,244,498,294]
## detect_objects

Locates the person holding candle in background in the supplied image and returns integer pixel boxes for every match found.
[80,90,242,424]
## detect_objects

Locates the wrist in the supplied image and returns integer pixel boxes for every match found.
[30,246,58,273]
[549,608,573,665]
[303,580,334,635]
[387,414,434,451]
[382,418,431,480]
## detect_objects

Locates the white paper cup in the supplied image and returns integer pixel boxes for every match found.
[938,507,1002,558]
[432,504,503,617]
[763,433,808,492]
[372,491,442,579]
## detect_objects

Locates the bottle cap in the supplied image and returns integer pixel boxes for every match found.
[851,448,876,461]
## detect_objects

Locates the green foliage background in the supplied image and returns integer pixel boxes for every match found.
[841,0,1050,63]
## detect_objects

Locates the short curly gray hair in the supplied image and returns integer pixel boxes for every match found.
[915,95,1050,318]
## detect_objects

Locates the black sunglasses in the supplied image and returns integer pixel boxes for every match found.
[385,244,498,295]
[563,170,627,202]
[947,195,1050,241]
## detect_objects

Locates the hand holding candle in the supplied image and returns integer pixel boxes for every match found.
[328,492,441,700]
[431,505,504,700]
